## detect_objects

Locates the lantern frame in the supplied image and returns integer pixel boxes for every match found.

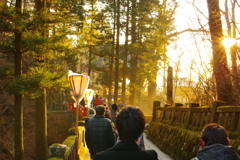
[68,72,89,160]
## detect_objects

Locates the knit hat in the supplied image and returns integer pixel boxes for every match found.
[89,108,96,115]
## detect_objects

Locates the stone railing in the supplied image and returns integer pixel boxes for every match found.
[152,101,240,131]
[48,125,85,160]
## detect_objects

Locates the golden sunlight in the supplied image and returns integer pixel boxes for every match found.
[222,38,236,49]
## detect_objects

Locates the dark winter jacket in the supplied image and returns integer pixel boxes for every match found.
[93,141,158,160]
[191,144,240,160]
[85,115,116,156]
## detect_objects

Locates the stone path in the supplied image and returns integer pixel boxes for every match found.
[143,133,173,160]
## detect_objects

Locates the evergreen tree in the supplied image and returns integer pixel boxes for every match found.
[137,0,177,104]
[0,0,85,158]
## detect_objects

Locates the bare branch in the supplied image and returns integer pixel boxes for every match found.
[167,28,209,38]
[234,0,240,7]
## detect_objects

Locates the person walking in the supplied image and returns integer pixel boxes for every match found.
[105,106,112,120]
[94,96,102,106]
[110,103,118,126]
[191,123,240,160]
[84,108,96,128]
[93,106,158,160]
[85,106,116,159]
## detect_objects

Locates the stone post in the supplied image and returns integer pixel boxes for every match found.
[69,127,76,136]
[153,101,160,121]
[187,103,199,129]
[167,66,173,105]
[175,103,183,107]
[170,103,183,124]
[210,101,226,123]
[49,143,66,158]
[230,111,238,131]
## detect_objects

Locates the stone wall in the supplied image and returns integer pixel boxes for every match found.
[146,121,240,160]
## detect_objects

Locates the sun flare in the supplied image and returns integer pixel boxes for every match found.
[222,38,236,48]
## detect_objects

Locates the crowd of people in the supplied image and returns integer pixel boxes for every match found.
[84,96,240,160]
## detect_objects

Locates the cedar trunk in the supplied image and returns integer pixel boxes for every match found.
[14,0,24,159]
[129,0,137,105]
[114,0,120,102]
[207,0,234,104]
[35,0,48,159]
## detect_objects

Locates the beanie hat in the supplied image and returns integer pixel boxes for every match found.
[89,108,96,115]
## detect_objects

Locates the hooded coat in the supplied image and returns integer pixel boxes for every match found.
[192,144,240,160]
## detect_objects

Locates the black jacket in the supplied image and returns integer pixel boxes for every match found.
[93,141,158,160]
[85,115,116,155]
[192,144,240,160]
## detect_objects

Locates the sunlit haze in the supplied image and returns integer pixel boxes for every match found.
[158,0,240,88]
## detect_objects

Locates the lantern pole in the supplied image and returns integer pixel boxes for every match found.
[68,71,89,160]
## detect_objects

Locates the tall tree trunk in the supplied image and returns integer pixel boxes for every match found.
[35,0,48,159]
[207,0,234,104]
[108,56,114,103]
[14,0,24,159]
[35,89,48,160]
[224,0,231,36]
[88,2,95,77]
[114,0,120,102]
[231,1,239,104]
[129,0,137,105]
[122,0,130,105]
[225,0,239,104]
[88,45,92,76]
[108,0,116,103]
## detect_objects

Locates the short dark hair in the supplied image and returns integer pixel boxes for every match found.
[116,106,145,141]
[111,103,118,110]
[201,123,229,146]
[95,106,105,115]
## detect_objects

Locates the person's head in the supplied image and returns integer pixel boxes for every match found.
[105,107,112,119]
[89,108,96,115]
[200,123,229,147]
[111,103,118,110]
[95,106,105,115]
[116,106,145,142]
